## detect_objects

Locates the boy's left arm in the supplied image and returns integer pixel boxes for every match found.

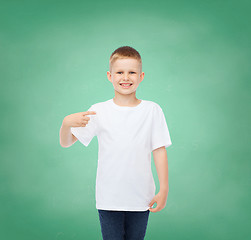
[149,146,169,212]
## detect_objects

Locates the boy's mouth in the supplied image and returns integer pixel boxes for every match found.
[120,83,133,89]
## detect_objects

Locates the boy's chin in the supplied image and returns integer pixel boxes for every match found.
[115,90,136,95]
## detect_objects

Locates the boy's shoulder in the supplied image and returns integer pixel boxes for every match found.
[142,99,161,108]
[141,99,164,112]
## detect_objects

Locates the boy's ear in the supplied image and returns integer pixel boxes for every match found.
[140,72,145,82]
[107,71,112,82]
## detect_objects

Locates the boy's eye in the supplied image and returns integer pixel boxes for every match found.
[117,72,136,74]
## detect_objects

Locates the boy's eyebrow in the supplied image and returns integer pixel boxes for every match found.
[116,70,137,72]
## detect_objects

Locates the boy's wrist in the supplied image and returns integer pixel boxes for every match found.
[159,186,169,194]
[62,118,71,128]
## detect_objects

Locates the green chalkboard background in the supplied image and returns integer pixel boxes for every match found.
[1,0,250,239]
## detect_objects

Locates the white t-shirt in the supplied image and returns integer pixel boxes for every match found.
[71,98,172,211]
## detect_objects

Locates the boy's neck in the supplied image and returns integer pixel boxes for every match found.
[113,95,141,107]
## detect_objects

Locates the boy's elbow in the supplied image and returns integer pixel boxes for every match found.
[60,134,78,148]
[60,142,73,148]
[60,143,67,148]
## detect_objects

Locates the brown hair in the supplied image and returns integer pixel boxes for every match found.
[109,46,142,73]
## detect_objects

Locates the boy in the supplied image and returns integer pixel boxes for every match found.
[59,46,172,240]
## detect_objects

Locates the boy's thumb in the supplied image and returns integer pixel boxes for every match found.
[149,200,154,207]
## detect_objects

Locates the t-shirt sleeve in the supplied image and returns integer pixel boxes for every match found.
[70,105,98,147]
[150,104,172,152]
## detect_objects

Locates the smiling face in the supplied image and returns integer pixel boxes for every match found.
[107,58,144,97]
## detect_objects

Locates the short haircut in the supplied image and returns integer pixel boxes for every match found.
[109,46,142,73]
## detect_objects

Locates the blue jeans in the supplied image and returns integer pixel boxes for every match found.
[98,209,150,240]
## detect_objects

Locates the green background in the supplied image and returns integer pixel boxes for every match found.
[1,0,250,239]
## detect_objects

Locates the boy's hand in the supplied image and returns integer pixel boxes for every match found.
[148,190,168,213]
[63,111,96,128]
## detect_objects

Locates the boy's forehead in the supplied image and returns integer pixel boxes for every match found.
[113,58,140,70]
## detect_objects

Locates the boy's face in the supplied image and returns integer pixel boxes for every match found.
[107,58,144,97]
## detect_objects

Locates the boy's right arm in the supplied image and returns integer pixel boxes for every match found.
[59,111,96,148]
[59,121,78,148]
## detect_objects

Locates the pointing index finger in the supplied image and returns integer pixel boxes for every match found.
[85,111,97,115]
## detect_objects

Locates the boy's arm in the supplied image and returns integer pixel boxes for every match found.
[149,146,169,212]
[152,146,169,194]
[59,122,78,148]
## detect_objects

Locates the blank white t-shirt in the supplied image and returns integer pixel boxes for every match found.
[71,98,172,211]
